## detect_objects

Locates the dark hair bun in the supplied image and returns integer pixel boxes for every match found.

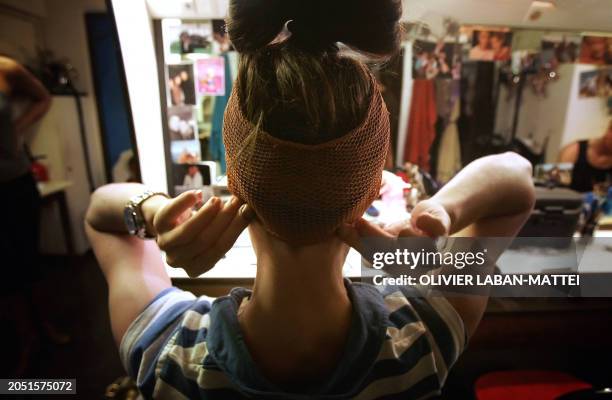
[227,0,402,56]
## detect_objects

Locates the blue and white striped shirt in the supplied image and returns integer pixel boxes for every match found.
[120,280,466,399]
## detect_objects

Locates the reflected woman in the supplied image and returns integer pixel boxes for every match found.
[559,120,612,192]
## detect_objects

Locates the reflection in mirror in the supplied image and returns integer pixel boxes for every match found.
[396,0,612,201]
[143,0,612,237]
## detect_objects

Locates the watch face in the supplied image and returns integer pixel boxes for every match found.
[124,207,138,235]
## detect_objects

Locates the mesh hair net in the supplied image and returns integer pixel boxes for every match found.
[223,73,390,245]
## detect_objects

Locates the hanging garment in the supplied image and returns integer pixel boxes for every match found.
[458,61,496,164]
[430,79,461,178]
[437,97,462,184]
[210,52,233,174]
[428,117,445,179]
[403,79,437,171]
[434,79,454,123]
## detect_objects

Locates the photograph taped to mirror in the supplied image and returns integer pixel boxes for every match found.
[163,20,213,57]
[196,57,225,96]
[167,106,197,141]
[413,40,461,80]
[167,63,196,106]
[172,162,213,193]
[170,140,201,164]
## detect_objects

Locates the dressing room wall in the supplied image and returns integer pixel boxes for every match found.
[0,0,107,187]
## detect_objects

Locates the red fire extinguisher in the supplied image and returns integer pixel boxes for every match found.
[26,145,49,182]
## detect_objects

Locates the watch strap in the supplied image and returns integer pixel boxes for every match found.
[127,190,169,239]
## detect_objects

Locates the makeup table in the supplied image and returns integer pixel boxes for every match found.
[166,225,612,297]
[164,229,367,296]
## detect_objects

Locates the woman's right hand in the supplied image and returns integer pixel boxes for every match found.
[147,191,255,278]
[336,199,451,262]
[406,199,451,238]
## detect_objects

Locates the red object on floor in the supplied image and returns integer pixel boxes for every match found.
[475,370,592,400]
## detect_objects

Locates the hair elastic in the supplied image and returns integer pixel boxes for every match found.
[268,20,293,46]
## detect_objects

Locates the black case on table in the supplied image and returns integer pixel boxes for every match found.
[515,186,583,247]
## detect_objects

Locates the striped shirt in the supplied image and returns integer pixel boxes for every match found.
[120,280,466,399]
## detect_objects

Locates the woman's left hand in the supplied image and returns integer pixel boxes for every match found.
[148,191,255,278]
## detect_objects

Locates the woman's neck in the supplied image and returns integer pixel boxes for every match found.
[237,234,353,385]
[249,246,349,311]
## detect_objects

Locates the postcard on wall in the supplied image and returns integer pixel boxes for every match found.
[471,29,512,62]
[462,26,513,62]
[578,68,612,98]
[196,57,225,96]
[579,36,612,65]
[167,64,196,106]
[172,163,210,190]
[167,106,197,141]
[162,19,213,60]
[212,19,233,52]
[170,140,201,164]
[413,40,461,80]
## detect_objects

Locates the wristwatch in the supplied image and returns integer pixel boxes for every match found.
[124,190,169,239]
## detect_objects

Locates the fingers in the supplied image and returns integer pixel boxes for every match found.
[384,218,415,237]
[238,203,256,221]
[216,203,255,251]
[339,218,398,264]
[336,223,364,253]
[162,197,256,276]
[154,190,200,233]
[355,218,395,238]
[158,197,223,248]
[185,203,255,276]
[183,247,222,278]
[410,200,451,238]
[336,218,394,255]
[414,212,449,238]
[194,196,247,250]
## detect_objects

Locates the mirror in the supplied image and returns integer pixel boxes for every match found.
[396,0,612,195]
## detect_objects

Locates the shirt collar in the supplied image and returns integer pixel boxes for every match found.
[205,279,389,398]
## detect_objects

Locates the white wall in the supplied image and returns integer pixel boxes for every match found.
[42,0,107,189]
[1,0,113,253]
[512,29,578,52]
[0,0,108,189]
[511,64,574,162]
[561,64,611,148]
[496,63,610,163]
[402,0,612,33]
[146,0,228,18]
[33,97,95,254]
